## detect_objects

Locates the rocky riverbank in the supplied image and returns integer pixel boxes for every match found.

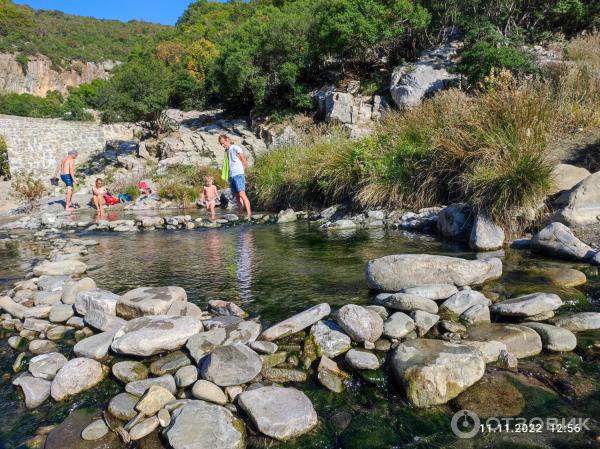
[1,220,600,448]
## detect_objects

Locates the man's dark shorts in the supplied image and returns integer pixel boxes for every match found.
[60,174,74,188]
[229,174,246,194]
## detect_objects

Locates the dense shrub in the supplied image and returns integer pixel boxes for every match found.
[12,170,45,210]
[0,135,9,180]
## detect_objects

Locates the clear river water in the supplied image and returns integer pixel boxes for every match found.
[0,220,599,449]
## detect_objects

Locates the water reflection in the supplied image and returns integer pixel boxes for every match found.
[236,228,255,304]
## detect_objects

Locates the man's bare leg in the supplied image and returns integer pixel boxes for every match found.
[65,187,74,211]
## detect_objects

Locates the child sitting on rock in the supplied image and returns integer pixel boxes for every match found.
[201,175,219,220]
[92,178,107,216]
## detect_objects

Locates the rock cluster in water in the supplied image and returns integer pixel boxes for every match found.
[1,231,599,449]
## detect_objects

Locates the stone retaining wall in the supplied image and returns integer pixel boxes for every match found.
[0,114,137,179]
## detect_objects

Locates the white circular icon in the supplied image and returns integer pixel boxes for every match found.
[451,409,480,439]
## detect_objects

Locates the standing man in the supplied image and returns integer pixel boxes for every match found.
[218,134,252,219]
[53,150,79,211]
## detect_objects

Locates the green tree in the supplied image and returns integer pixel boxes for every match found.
[99,58,173,135]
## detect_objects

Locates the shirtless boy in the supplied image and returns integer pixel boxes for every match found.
[53,150,79,211]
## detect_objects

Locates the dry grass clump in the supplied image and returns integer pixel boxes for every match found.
[250,33,600,226]
[154,164,225,207]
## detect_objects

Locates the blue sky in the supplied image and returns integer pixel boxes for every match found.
[12,0,212,25]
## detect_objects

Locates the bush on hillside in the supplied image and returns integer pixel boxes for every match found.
[0,135,9,180]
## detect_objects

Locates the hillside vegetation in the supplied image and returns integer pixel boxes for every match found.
[0,0,168,66]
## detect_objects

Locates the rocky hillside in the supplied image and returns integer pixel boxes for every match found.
[0,0,168,95]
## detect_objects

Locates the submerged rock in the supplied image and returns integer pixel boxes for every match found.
[490,293,562,317]
[467,323,542,358]
[391,339,485,407]
[50,357,108,401]
[453,372,525,418]
[164,401,245,449]
[200,344,262,386]
[116,286,187,319]
[238,386,317,441]
[365,254,502,291]
[111,315,203,356]
[261,303,330,341]
[336,304,383,343]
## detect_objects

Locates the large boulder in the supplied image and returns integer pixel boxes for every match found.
[238,386,318,441]
[261,303,330,341]
[164,401,245,449]
[200,344,262,386]
[490,293,562,317]
[336,304,383,343]
[550,163,591,196]
[75,289,120,316]
[390,31,462,108]
[436,204,472,240]
[116,286,187,319]
[33,260,87,276]
[186,321,261,363]
[111,315,203,356]
[365,254,502,291]
[50,358,108,401]
[553,171,600,225]
[391,339,485,407]
[531,222,597,261]
[466,323,542,358]
[469,214,505,251]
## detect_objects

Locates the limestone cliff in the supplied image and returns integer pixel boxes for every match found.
[0,53,117,96]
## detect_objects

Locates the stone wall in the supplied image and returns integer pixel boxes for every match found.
[0,114,137,179]
[0,53,117,96]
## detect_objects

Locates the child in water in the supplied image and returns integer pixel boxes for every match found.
[201,175,219,220]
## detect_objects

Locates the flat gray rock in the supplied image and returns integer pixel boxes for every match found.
[439,290,490,318]
[33,260,87,277]
[238,386,317,441]
[345,349,380,370]
[50,357,108,401]
[125,374,176,396]
[467,323,542,358]
[84,310,126,332]
[310,320,351,358]
[111,315,203,356]
[191,379,227,405]
[164,401,245,449]
[175,365,198,388]
[112,361,149,383]
[375,292,438,313]
[34,290,62,306]
[37,275,70,291]
[75,289,119,316]
[531,222,596,261]
[400,284,460,300]
[200,344,262,386]
[81,419,109,441]
[366,254,502,291]
[150,350,191,376]
[249,341,278,354]
[522,322,577,352]
[336,304,383,343]
[491,293,562,317]
[551,312,600,332]
[28,352,67,380]
[383,312,415,339]
[391,339,485,407]
[186,322,260,363]
[116,286,187,319]
[73,331,116,360]
[108,392,139,420]
[261,303,330,341]
[13,373,51,409]
[411,310,440,337]
[48,304,74,323]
